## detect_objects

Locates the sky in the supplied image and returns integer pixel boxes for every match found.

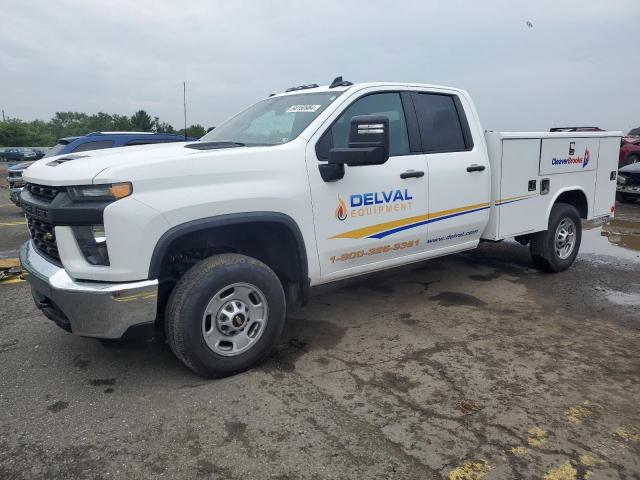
[1,0,638,133]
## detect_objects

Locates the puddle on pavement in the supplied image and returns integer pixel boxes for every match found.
[580,218,640,263]
[602,289,640,307]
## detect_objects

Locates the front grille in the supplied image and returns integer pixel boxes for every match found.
[26,183,63,202]
[626,173,640,186]
[8,171,22,178]
[27,215,60,263]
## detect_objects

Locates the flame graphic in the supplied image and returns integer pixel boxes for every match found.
[335,196,348,221]
[583,147,590,168]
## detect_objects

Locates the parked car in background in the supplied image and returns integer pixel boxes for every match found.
[43,131,195,158]
[617,162,640,203]
[550,127,605,132]
[619,128,640,167]
[2,148,37,162]
[33,149,48,160]
[7,131,195,205]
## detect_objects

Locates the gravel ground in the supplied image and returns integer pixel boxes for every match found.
[0,163,638,479]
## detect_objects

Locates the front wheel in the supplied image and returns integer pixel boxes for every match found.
[530,203,582,272]
[165,253,286,377]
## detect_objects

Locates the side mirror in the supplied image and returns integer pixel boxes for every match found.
[329,115,390,167]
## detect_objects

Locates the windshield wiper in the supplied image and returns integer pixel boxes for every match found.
[185,141,245,150]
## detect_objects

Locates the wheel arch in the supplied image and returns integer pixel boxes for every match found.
[149,212,309,302]
[626,151,640,165]
[547,188,589,222]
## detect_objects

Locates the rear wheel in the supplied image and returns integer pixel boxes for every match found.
[166,253,286,377]
[530,203,582,272]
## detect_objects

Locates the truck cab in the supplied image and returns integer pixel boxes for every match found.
[19,79,621,377]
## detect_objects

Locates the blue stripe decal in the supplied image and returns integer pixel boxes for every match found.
[366,206,490,239]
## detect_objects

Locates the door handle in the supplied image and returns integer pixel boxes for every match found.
[400,170,424,179]
[466,164,485,172]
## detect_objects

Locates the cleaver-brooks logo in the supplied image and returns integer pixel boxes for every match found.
[335,189,413,221]
[551,147,590,169]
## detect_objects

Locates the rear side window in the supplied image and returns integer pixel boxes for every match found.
[411,93,470,153]
[71,140,114,153]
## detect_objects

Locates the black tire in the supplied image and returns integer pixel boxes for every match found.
[530,203,582,273]
[627,154,640,165]
[165,253,286,377]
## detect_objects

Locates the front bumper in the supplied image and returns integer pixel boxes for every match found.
[20,241,158,339]
[617,184,640,198]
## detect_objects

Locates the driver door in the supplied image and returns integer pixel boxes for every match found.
[305,91,429,281]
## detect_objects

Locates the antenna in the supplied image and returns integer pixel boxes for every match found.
[183,81,187,141]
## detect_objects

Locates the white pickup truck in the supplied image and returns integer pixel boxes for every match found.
[20,78,621,376]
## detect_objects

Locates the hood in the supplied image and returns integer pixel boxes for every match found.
[619,162,640,174]
[22,141,216,185]
[9,161,36,172]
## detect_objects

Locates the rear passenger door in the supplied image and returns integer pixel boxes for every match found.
[410,91,490,251]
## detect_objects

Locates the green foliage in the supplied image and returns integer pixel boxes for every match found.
[0,110,190,147]
[130,110,154,131]
[177,124,206,139]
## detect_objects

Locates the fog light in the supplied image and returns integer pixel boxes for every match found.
[91,225,106,243]
[73,225,110,265]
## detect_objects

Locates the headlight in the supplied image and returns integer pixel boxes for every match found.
[617,174,628,185]
[72,225,110,265]
[68,182,132,202]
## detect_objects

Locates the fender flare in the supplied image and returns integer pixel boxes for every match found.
[545,187,589,223]
[148,212,309,284]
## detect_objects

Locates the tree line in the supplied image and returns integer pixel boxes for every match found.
[0,110,207,147]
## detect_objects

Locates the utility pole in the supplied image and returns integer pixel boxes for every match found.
[183,82,187,141]
[1,110,5,122]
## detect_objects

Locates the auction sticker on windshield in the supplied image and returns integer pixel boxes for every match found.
[286,105,321,113]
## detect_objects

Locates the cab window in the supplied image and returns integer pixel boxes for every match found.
[411,93,469,153]
[317,92,410,159]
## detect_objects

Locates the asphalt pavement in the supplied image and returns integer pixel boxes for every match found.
[0,163,638,479]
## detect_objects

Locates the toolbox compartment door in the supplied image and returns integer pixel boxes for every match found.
[593,137,620,217]
[539,138,599,175]
[498,139,544,238]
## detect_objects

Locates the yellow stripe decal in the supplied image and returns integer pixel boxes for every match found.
[331,195,536,240]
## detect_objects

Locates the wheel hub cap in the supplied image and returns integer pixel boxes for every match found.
[554,218,576,260]
[202,283,268,356]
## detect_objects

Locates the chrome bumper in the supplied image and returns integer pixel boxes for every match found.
[20,241,158,339]
[617,185,640,195]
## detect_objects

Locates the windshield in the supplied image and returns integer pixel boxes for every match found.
[200,91,343,146]
[43,141,70,158]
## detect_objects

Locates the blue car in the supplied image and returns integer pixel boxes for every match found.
[7,131,196,205]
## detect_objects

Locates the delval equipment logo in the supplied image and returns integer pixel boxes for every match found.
[551,147,590,169]
[335,189,413,221]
